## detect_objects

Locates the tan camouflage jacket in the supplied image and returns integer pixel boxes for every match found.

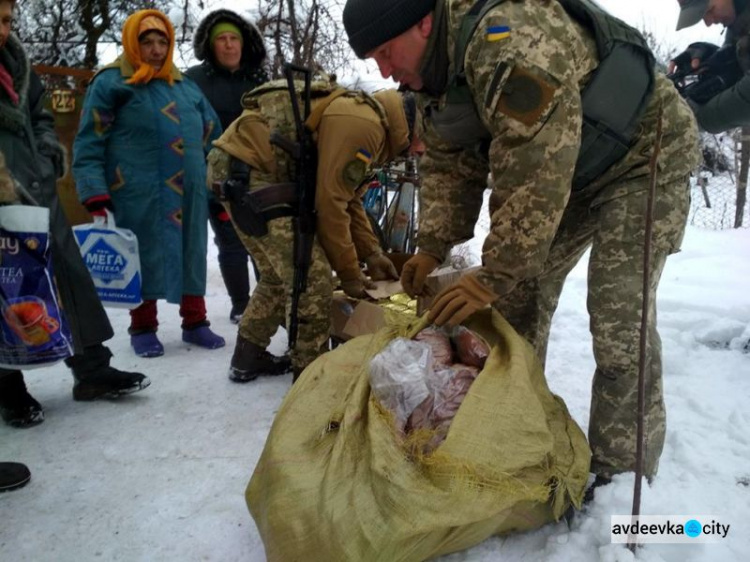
[416,0,699,297]
[211,92,407,282]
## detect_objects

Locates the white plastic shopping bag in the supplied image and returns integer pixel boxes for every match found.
[73,210,142,309]
[0,205,74,368]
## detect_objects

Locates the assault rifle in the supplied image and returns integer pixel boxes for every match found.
[270,64,317,350]
[668,43,744,105]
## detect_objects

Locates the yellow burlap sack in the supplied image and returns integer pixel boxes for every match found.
[246,308,591,561]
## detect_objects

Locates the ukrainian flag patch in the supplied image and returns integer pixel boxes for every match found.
[355,148,373,164]
[486,25,511,42]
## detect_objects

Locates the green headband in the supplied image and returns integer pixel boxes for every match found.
[210,22,243,46]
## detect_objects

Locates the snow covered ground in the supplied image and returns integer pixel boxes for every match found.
[2,222,749,562]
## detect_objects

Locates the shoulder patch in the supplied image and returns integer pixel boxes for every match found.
[495,66,557,127]
[355,148,373,164]
[343,159,368,189]
[486,25,511,42]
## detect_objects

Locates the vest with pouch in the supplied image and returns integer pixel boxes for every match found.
[240,79,388,187]
[430,0,655,190]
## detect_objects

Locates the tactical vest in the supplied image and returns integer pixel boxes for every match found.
[240,79,389,185]
[430,0,655,190]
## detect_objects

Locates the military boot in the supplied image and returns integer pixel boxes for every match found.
[229,335,291,382]
[583,474,612,505]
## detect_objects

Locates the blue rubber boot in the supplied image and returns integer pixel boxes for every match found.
[182,325,225,350]
[130,332,164,358]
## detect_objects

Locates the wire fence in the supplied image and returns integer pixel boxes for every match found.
[689,171,749,230]
[688,127,749,230]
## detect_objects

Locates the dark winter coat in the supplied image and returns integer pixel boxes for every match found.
[184,9,268,131]
[0,34,112,354]
[73,58,221,303]
[694,1,750,132]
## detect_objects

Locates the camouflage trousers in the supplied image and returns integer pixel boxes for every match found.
[493,176,690,480]
[233,216,333,372]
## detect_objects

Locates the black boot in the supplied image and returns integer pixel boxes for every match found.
[229,335,291,382]
[583,474,612,505]
[219,261,250,325]
[65,345,151,401]
[229,302,248,324]
[0,462,31,492]
[0,371,44,428]
[562,474,611,527]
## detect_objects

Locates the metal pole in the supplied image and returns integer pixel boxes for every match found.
[628,104,664,553]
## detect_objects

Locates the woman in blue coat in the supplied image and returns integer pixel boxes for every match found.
[74,10,224,357]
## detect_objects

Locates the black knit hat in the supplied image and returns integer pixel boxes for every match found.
[343,0,436,58]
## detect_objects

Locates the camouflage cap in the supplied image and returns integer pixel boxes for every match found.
[676,0,710,30]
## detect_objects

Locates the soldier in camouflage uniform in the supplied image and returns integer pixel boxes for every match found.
[344,0,701,487]
[671,0,750,131]
[207,82,414,382]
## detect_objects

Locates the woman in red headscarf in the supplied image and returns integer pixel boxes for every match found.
[73,10,225,358]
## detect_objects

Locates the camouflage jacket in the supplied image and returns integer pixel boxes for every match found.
[415,0,699,298]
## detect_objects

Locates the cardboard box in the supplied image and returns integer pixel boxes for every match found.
[330,254,479,342]
[417,265,481,315]
[329,275,414,342]
[330,295,387,342]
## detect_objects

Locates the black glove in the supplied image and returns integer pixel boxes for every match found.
[680,45,743,105]
[83,195,115,219]
[671,42,721,78]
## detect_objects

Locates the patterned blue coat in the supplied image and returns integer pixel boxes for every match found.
[73,59,221,303]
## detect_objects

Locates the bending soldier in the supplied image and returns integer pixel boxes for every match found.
[207,80,418,383]
[344,0,700,494]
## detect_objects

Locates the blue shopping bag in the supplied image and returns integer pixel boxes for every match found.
[0,205,74,369]
[73,210,142,309]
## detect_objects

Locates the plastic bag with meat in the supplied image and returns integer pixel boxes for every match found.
[453,326,490,369]
[432,365,480,425]
[414,327,453,367]
[369,338,434,431]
